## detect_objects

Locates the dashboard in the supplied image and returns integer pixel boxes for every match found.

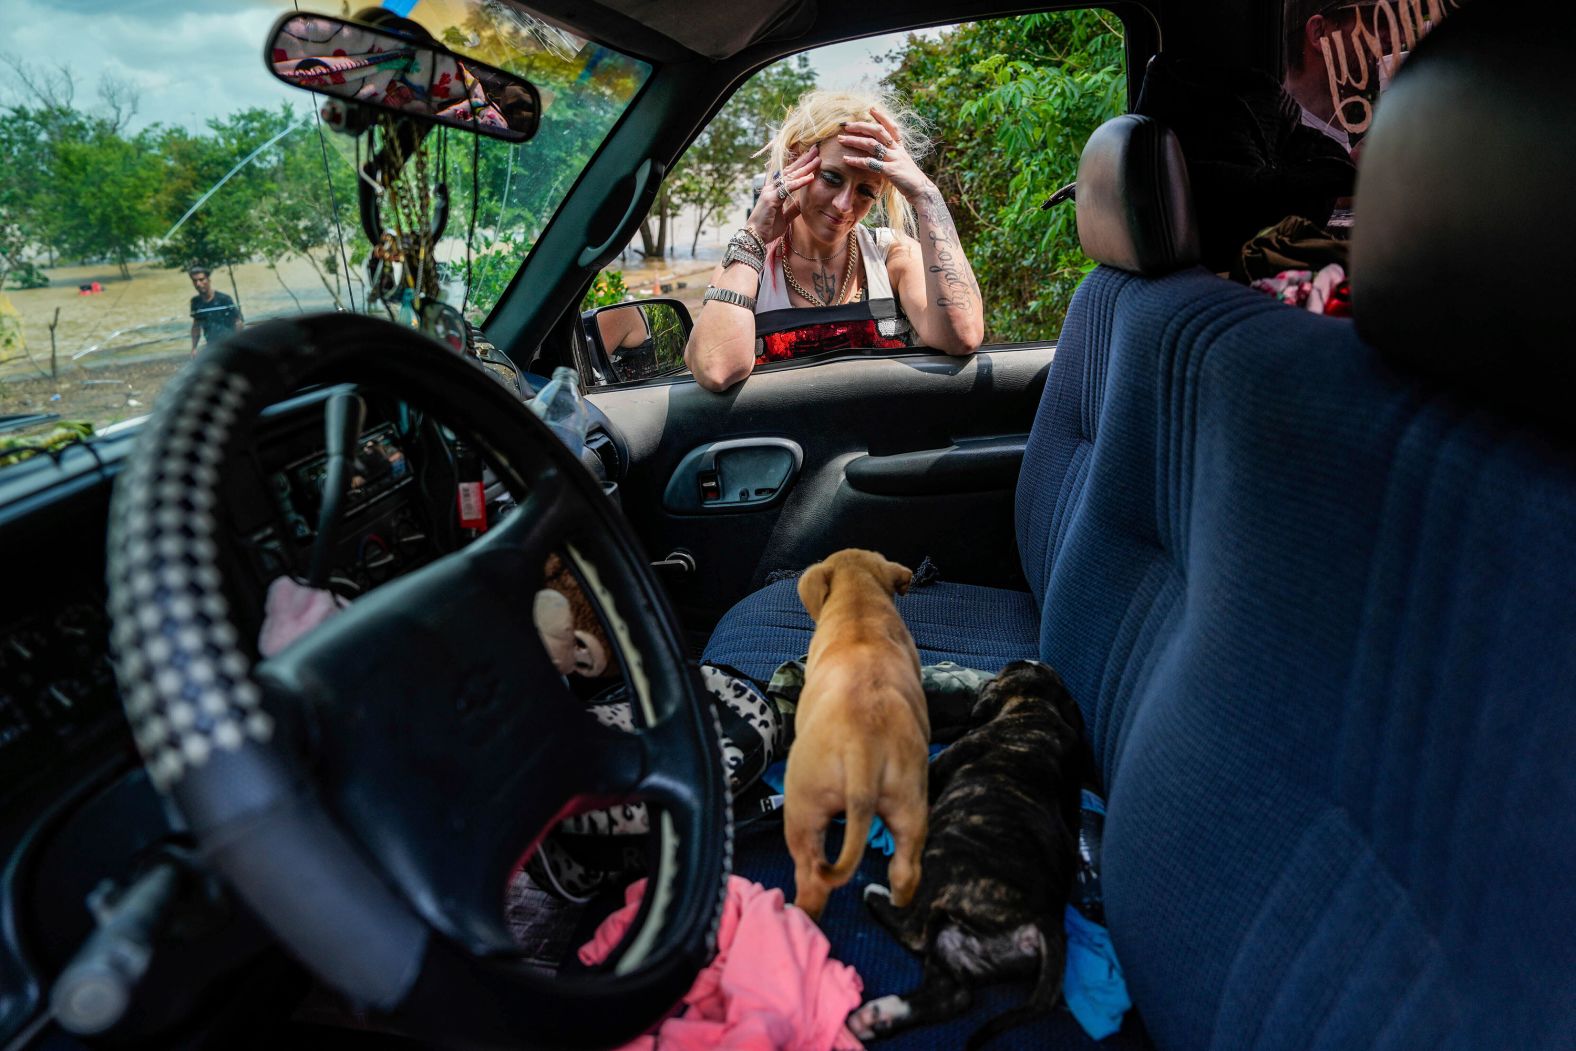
[0,380,624,1048]
[231,395,455,614]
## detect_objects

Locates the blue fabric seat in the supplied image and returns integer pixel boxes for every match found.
[708,8,1576,1047]
[1033,263,1576,1049]
[702,578,1041,682]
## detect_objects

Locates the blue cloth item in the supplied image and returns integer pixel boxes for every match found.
[702,579,1040,683]
[1064,905,1130,1041]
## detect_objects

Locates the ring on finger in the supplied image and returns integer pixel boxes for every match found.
[874,143,888,161]
[776,184,789,201]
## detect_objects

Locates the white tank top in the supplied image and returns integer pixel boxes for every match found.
[755,224,898,312]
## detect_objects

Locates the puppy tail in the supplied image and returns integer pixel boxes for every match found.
[818,793,874,886]
[963,924,1065,1051]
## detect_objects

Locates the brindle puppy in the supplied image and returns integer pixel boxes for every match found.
[848,660,1087,1049]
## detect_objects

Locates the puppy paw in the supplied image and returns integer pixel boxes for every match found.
[863,883,892,903]
[849,995,909,1039]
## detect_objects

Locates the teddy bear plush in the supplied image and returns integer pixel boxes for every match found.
[532,589,578,675]
[533,553,612,678]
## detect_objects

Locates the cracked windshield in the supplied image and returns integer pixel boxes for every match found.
[0,0,648,460]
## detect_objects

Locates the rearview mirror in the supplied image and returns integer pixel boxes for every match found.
[583,300,694,383]
[266,13,541,142]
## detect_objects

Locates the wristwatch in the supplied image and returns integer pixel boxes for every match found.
[703,285,756,310]
[722,241,764,275]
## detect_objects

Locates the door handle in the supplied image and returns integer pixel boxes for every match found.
[662,438,804,513]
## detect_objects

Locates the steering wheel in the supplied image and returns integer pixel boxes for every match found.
[104,314,730,1048]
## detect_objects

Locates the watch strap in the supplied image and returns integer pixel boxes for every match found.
[703,285,757,311]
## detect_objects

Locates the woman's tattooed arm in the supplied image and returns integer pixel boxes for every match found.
[908,183,984,352]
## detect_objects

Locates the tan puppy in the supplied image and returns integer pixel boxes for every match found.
[785,549,930,922]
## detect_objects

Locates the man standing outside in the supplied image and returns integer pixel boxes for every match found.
[1284,0,1410,155]
[188,265,243,354]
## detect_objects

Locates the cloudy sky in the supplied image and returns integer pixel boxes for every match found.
[1,0,924,133]
[806,30,924,93]
[2,0,307,131]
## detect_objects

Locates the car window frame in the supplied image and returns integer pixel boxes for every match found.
[558,5,1146,391]
[480,2,1158,376]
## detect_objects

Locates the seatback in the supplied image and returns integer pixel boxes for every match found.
[1021,7,1576,1047]
[1016,113,1198,612]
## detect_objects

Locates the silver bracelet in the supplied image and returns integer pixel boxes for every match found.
[722,241,764,275]
[703,285,756,311]
[732,228,766,256]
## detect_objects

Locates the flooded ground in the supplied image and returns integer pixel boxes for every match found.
[1,256,346,430]
[0,221,730,432]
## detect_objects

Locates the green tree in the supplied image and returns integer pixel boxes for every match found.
[649,55,818,259]
[580,270,626,310]
[884,12,1125,341]
[7,92,162,279]
[441,34,648,317]
[0,113,40,289]
[254,123,362,310]
[156,107,309,300]
[0,60,76,280]
[44,120,163,278]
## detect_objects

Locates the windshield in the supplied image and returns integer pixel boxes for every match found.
[0,0,648,452]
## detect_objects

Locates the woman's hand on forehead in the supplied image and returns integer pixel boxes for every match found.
[836,106,929,198]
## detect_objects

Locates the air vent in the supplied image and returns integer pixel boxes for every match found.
[586,429,620,478]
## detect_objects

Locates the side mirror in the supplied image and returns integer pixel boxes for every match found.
[583,299,694,383]
[266,12,541,142]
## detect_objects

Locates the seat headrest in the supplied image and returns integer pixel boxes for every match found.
[1353,3,1576,426]
[1076,115,1201,276]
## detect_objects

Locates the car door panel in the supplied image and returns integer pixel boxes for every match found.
[844,435,1027,495]
[588,346,1053,634]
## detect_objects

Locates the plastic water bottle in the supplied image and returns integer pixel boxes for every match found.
[529,366,589,451]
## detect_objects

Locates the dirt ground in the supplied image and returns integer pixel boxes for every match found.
[1,358,188,433]
[1,256,344,431]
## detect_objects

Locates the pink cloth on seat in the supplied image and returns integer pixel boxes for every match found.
[258,576,344,657]
[578,876,865,1050]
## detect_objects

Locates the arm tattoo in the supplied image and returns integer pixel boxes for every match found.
[916,188,980,309]
[927,232,974,309]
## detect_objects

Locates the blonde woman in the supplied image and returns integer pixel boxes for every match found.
[684,89,984,392]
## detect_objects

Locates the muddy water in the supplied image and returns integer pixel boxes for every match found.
[1,256,353,429]
[1,223,730,430]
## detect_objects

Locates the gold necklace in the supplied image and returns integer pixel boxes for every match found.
[786,228,839,262]
[781,230,858,307]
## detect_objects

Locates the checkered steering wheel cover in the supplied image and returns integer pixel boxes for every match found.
[108,358,274,790]
[104,319,732,1040]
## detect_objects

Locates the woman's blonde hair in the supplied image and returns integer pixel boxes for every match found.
[762,88,932,237]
